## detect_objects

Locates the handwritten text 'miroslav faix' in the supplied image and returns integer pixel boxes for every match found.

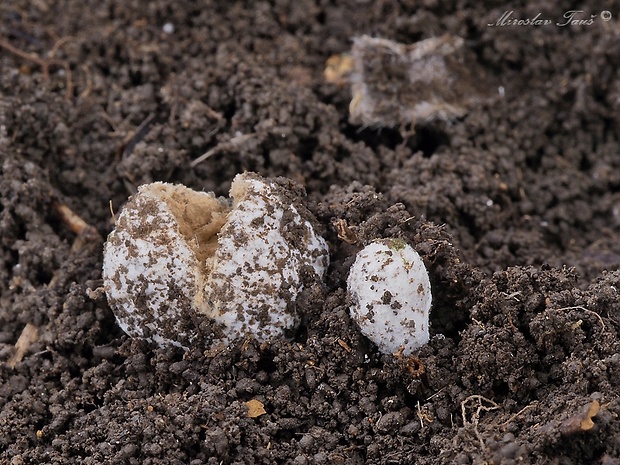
[488,10,601,27]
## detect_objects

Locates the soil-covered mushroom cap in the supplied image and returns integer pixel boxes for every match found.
[102,172,329,349]
[347,239,432,355]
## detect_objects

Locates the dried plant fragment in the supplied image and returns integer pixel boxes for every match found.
[246,399,267,418]
[559,400,601,435]
[8,323,39,369]
[324,54,355,86]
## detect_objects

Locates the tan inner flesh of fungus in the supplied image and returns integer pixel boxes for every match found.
[148,184,231,274]
[229,175,250,209]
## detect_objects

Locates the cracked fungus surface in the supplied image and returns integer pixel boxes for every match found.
[102,172,329,348]
[102,184,207,348]
[204,174,330,342]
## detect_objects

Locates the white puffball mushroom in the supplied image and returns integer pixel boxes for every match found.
[347,239,431,355]
[102,172,329,349]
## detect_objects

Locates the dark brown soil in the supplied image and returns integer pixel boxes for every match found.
[2,1,620,464]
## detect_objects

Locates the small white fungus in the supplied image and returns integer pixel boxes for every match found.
[347,239,432,355]
[102,172,329,349]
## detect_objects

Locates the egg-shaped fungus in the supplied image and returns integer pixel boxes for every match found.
[347,239,431,355]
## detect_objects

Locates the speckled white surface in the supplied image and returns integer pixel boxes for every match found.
[102,173,329,348]
[347,239,431,355]
[102,183,208,349]
[204,175,330,343]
